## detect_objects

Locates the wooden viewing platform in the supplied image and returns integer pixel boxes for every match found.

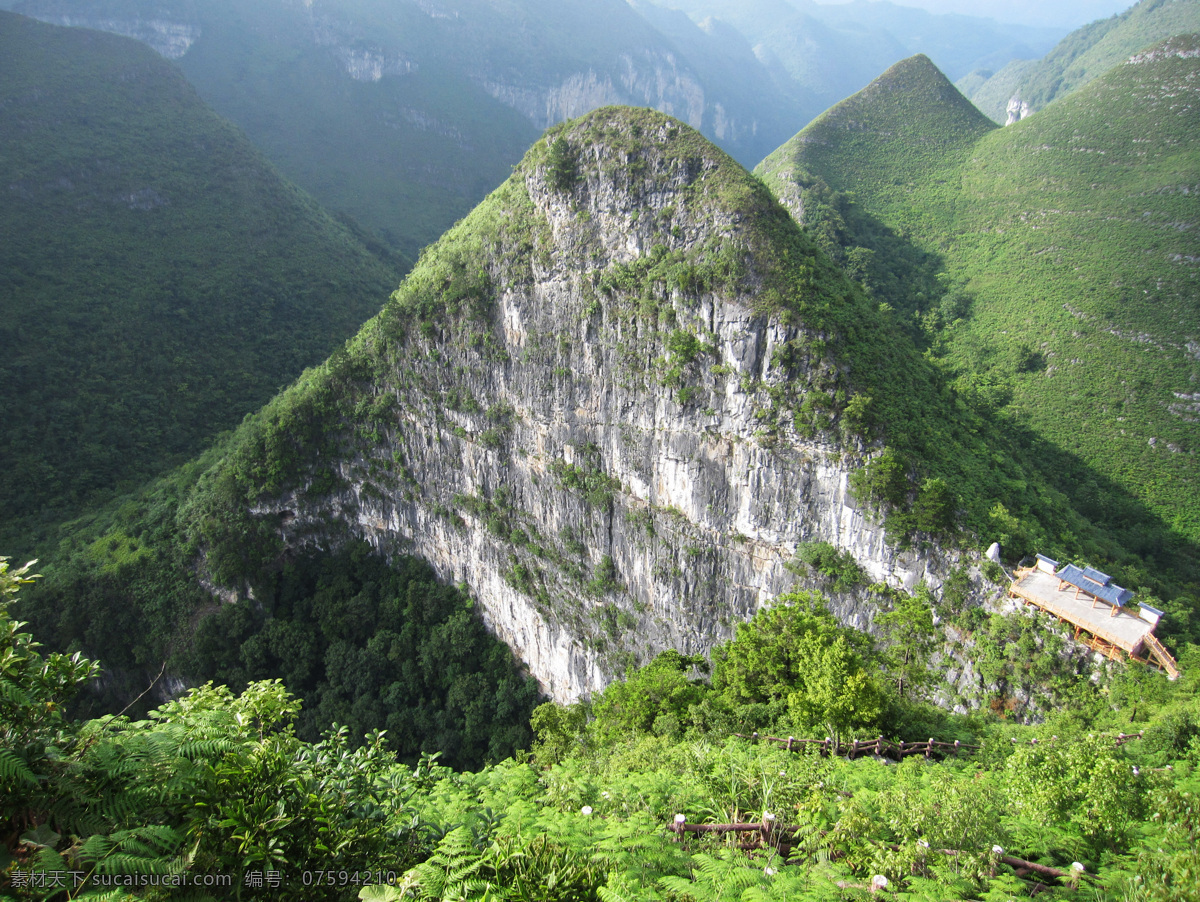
[1009,560,1178,678]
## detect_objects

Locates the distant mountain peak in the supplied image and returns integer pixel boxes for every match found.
[813,52,996,138]
[756,53,995,211]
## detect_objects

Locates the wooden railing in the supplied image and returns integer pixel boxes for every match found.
[734,733,980,761]
[668,817,1091,890]
[1142,633,1180,679]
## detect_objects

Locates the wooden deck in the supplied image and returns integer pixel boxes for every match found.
[1009,568,1177,677]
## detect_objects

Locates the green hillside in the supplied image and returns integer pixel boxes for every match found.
[758,40,1200,578]
[961,0,1200,122]
[760,54,997,239]
[0,11,400,551]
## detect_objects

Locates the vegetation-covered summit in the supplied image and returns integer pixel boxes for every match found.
[0,11,401,553]
[758,41,1200,612]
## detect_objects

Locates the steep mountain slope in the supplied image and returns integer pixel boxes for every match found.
[960,0,1200,122]
[10,0,807,260]
[32,107,1177,709]
[759,41,1200,571]
[760,54,997,233]
[0,12,399,550]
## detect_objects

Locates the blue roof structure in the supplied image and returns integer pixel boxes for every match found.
[1036,553,1059,568]
[1056,564,1133,608]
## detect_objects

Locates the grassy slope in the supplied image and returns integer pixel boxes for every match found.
[963,0,1200,120]
[757,41,1200,586]
[0,11,400,552]
[759,54,998,238]
[952,36,1200,539]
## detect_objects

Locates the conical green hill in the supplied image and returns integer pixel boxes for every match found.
[758,36,1200,575]
[758,53,997,218]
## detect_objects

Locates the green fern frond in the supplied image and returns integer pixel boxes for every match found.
[0,675,36,710]
[0,747,38,786]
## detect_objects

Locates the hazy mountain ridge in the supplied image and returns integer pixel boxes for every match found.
[8,0,809,260]
[5,0,1071,262]
[960,0,1200,122]
[645,0,1065,109]
[0,11,401,552]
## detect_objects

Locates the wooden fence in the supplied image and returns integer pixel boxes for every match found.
[734,730,1147,760]
[734,733,980,761]
[669,818,1089,891]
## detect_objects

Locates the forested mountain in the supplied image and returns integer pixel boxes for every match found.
[0,11,401,553]
[4,0,1064,261]
[960,0,1200,122]
[25,102,1195,735]
[758,40,1200,596]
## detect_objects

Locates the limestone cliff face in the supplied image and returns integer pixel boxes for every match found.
[219,109,985,703]
[1004,94,1032,125]
[479,50,757,147]
[29,14,198,58]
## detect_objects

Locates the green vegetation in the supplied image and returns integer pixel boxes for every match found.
[545,137,580,193]
[961,0,1200,122]
[9,566,1200,901]
[791,542,865,593]
[0,11,399,554]
[759,42,1200,607]
[20,460,538,770]
[182,543,540,769]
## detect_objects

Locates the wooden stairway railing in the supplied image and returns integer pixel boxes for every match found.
[1142,633,1180,680]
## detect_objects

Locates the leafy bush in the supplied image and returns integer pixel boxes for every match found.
[793,541,865,592]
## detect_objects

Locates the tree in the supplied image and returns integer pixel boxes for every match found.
[713,591,884,743]
[876,585,937,699]
[546,136,579,192]
[849,448,910,510]
[590,650,709,741]
[1,557,99,847]
[912,477,957,535]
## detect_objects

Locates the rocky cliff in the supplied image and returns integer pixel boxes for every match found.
[479,49,756,147]
[191,107,990,703]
